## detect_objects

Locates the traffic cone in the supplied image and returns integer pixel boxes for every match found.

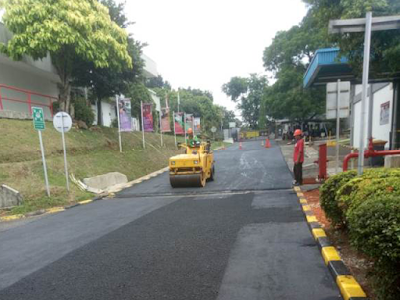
[239,142,243,150]
[265,139,271,148]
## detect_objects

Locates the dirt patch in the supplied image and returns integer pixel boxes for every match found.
[303,189,376,299]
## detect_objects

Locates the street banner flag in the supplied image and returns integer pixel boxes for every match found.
[185,114,194,132]
[174,112,184,135]
[194,117,201,134]
[161,107,171,132]
[142,103,154,132]
[118,98,133,132]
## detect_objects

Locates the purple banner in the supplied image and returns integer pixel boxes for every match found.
[142,103,154,132]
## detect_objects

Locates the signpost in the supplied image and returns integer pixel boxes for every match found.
[211,126,217,140]
[53,112,72,192]
[329,13,400,175]
[326,81,350,173]
[33,107,50,197]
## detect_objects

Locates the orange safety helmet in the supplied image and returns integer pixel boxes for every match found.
[187,128,193,134]
[294,129,302,137]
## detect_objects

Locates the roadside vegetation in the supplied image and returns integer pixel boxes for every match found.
[0,119,228,216]
[320,169,400,300]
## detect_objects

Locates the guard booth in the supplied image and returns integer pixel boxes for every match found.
[303,48,400,151]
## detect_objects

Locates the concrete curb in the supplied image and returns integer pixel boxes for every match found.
[294,186,369,300]
[0,167,170,223]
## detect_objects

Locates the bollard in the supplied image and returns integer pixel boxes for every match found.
[314,143,328,181]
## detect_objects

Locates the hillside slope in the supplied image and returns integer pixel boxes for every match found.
[0,119,189,214]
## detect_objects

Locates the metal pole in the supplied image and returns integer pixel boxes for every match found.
[160,111,163,147]
[368,84,374,141]
[115,96,122,153]
[350,85,356,170]
[184,113,187,142]
[336,79,341,174]
[141,101,145,149]
[61,113,70,192]
[38,130,50,197]
[358,12,373,175]
[173,111,177,147]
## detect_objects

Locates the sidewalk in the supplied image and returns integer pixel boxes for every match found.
[277,139,352,179]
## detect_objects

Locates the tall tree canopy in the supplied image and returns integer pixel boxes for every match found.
[222,74,267,129]
[73,0,145,125]
[0,0,132,113]
[262,0,400,122]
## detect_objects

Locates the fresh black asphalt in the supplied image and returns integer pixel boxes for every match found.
[0,140,342,299]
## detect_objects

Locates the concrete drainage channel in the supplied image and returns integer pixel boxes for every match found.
[0,167,169,223]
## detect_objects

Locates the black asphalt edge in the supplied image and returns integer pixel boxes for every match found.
[294,187,369,300]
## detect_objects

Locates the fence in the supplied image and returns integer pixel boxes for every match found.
[0,84,58,119]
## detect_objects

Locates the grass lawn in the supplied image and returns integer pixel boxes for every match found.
[0,119,230,215]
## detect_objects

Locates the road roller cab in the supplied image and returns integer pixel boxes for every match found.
[169,142,215,188]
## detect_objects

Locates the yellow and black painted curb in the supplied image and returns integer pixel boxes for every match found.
[0,167,170,223]
[294,186,369,300]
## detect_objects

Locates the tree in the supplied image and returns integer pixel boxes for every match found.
[223,74,267,129]
[0,0,132,113]
[262,6,333,121]
[73,0,144,125]
[302,0,400,77]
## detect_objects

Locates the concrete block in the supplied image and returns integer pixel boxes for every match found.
[0,185,23,209]
[83,172,128,191]
[385,155,400,168]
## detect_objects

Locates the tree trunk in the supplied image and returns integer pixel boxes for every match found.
[97,97,103,126]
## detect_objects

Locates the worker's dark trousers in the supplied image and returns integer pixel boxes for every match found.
[294,163,303,185]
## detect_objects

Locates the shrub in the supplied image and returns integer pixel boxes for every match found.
[338,176,400,217]
[320,170,357,226]
[346,194,400,299]
[74,97,95,127]
[320,168,400,227]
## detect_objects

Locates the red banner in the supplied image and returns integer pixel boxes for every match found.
[161,108,171,132]
[174,112,184,135]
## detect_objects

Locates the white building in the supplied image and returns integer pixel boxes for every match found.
[0,22,59,120]
[91,53,160,128]
[352,83,394,149]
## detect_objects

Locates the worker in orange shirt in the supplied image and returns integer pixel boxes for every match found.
[293,129,304,186]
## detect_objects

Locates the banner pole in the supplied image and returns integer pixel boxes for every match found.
[116,95,122,153]
[160,111,163,147]
[173,112,177,147]
[184,113,187,142]
[38,130,51,197]
[141,101,145,149]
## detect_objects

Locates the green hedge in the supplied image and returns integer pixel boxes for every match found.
[320,168,400,227]
[320,170,357,227]
[320,168,400,299]
[347,194,400,300]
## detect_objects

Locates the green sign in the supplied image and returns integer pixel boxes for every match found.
[33,107,45,130]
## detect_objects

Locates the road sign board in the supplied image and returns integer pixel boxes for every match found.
[211,126,217,133]
[33,107,45,130]
[53,112,72,133]
[326,81,351,119]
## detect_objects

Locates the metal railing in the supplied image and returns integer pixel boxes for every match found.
[0,84,57,117]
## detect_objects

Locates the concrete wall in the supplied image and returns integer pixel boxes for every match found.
[353,84,393,149]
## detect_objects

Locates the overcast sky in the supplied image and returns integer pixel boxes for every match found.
[124,0,308,113]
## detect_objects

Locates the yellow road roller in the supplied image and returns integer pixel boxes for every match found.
[169,141,215,188]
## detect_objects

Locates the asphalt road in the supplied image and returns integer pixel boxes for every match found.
[0,140,342,300]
